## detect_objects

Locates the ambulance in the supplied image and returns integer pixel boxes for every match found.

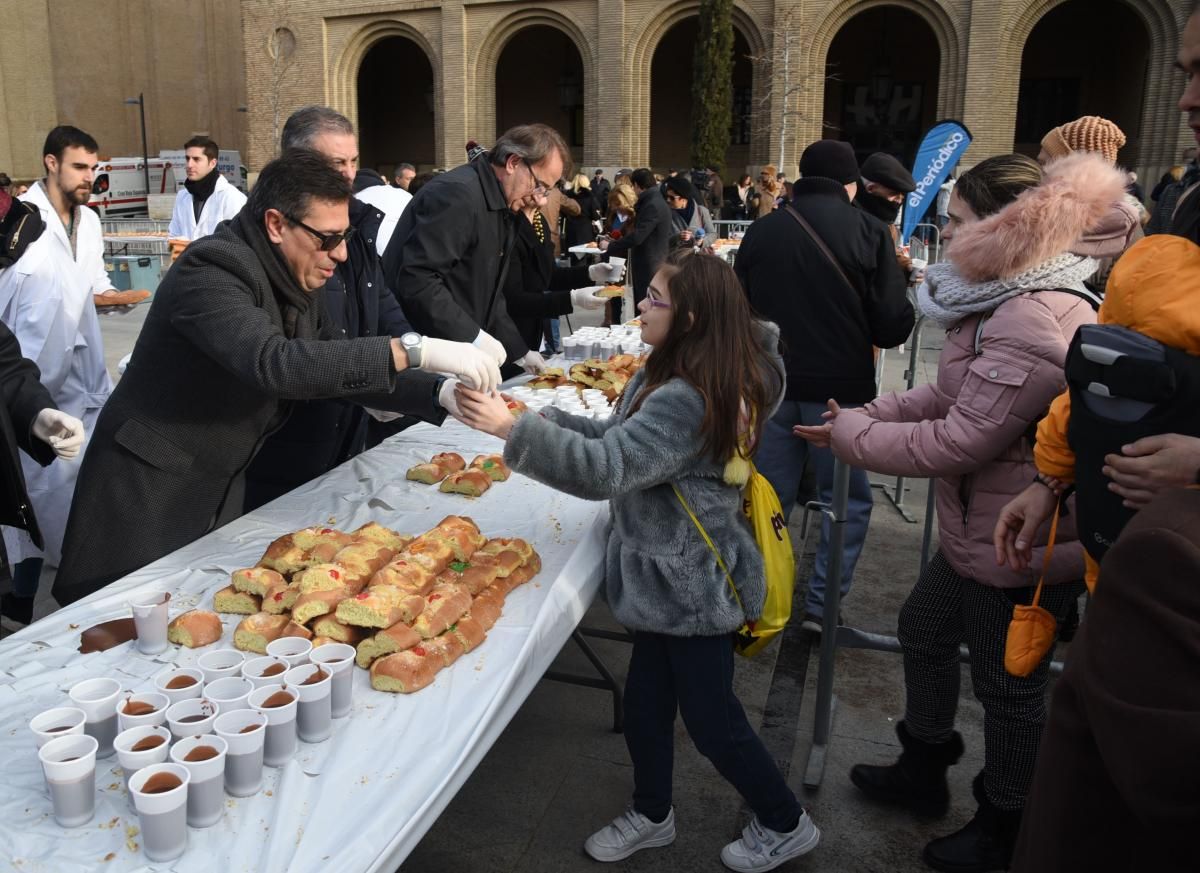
[87,157,180,218]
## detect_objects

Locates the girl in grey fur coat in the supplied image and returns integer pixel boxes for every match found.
[455,253,820,872]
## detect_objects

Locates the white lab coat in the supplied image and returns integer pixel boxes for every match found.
[168,173,247,240]
[353,184,412,256]
[0,183,115,565]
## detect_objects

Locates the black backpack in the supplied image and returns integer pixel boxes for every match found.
[1065,323,1200,561]
[0,200,45,269]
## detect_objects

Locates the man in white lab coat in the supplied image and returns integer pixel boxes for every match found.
[0,125,130,625]
[168,136,246,241]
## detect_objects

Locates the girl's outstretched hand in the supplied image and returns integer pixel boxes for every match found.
[454,385,516,440]
[792,399,842,448]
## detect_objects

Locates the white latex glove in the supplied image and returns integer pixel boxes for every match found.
[471,329,507,366]
[420,337,500,393]
[518,350,547,374]
[588,262,624,284]
[437,378,465,421]
[570,286,608,310]
[33,408,85,459]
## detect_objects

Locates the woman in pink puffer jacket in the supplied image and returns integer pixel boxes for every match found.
[796,152,1139,873]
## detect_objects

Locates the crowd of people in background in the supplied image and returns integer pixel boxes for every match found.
[1,5,1199,873]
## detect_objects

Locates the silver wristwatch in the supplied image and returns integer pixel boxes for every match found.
[400,332,424,369]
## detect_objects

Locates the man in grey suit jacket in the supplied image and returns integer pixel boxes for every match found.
[53,150,498,605]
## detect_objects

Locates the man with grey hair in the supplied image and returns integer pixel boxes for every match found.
[394,163,416,190]
[243,105,492,510]
[383,123,571,373]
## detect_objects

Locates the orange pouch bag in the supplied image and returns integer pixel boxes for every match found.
[1003,503,1061,677]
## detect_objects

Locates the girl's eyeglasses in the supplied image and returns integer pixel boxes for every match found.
[644,291,671,309]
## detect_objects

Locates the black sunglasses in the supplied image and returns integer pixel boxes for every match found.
[285,213,356,252]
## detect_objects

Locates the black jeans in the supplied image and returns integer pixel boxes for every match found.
[624,631,802,832]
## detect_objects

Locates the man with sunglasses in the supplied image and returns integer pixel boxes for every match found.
[244,106,458,509]
[52,149,498,605]
[383,124,571,373]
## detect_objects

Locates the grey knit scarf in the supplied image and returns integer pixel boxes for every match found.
[916,253,1099,328]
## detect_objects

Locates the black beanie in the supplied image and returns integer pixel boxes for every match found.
[799,140,859,185]
[860,152,916,194]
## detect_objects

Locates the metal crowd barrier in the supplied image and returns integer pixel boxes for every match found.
[802,458,1064,789]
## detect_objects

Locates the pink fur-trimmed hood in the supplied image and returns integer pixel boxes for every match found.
[947,152,1138,283]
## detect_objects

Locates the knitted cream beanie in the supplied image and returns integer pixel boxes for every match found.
[1041,116,1127,165]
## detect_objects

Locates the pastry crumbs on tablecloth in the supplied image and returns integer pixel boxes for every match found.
[69,624,79,629]
[265,790,273,797]
[103,853,116,861]
[101,816,119,829]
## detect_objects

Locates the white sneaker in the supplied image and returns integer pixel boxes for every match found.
[583,805,676,862]
[720,812,820,872]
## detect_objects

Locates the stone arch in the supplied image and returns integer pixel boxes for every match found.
[1007,0,1184,171]
[328,20,442,164]
[473,9,597,161]
[628,0,769,167]
[808,0,963,122]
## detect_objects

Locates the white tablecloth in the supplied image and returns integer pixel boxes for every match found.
[0,420,609,873]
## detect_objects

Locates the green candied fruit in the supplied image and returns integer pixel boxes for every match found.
[483,460,495,469]
[449,561,469,573]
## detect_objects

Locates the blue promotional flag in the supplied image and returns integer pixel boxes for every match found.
[902,120,972,244]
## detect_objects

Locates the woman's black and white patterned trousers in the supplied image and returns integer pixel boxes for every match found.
[897,551,1083,811]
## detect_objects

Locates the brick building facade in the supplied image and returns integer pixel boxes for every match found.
[1,0,1192,191]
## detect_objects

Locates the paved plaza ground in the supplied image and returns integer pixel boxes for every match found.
[34,296,1057,873]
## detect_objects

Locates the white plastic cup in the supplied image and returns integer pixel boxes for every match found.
[265,636,312,667]
[153,668,204,705]
[114,725,172,806]
[248,685,298,767]
[169,735,228,828]
[68,678,122,759]
[214,709,267,797]
[243,655,290,689]
[29,706,87,749]
[165,698,219,742]
[130,592,170,655]
[309,643,355,720]
[203,677,253,713]
[129,763,190,863]
[197,649,245,683]
[284,663,333,743]
[39,733,99,827]
[117,691,170,733]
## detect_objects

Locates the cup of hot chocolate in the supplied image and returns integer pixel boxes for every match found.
[130,592,171,654]
[114,725,172,806]
[153,668,205,705]
[129,762,190,863]
[68,677,122,759]
[38,733,99,827]
[213,709,267,796]
[29,706,87,749]
[248,685,298,767]
[309,643,355,719]
[197,649,246,683]
[165,697,219,742]
[117,692,170,733]
[169,734,228,827]
[243,656,291,689]
[284,663,332,743]
[203,676,253,713]
[266,636,312,668]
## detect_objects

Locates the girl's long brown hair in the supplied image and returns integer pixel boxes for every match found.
[629,251,777,463]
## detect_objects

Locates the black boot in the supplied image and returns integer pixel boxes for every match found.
[849,721,965,816]
[922,773,1022,873]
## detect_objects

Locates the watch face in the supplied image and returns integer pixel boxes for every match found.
[401,332,421,348]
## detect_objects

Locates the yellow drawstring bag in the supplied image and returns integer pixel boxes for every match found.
[1004,502,1061,677]
[672,462,795,657]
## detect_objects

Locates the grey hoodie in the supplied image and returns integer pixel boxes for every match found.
[503,321,784,636]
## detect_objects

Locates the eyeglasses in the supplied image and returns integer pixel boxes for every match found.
[285,214,356,252]
[644,290,671,309]
[521,158,551,197]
